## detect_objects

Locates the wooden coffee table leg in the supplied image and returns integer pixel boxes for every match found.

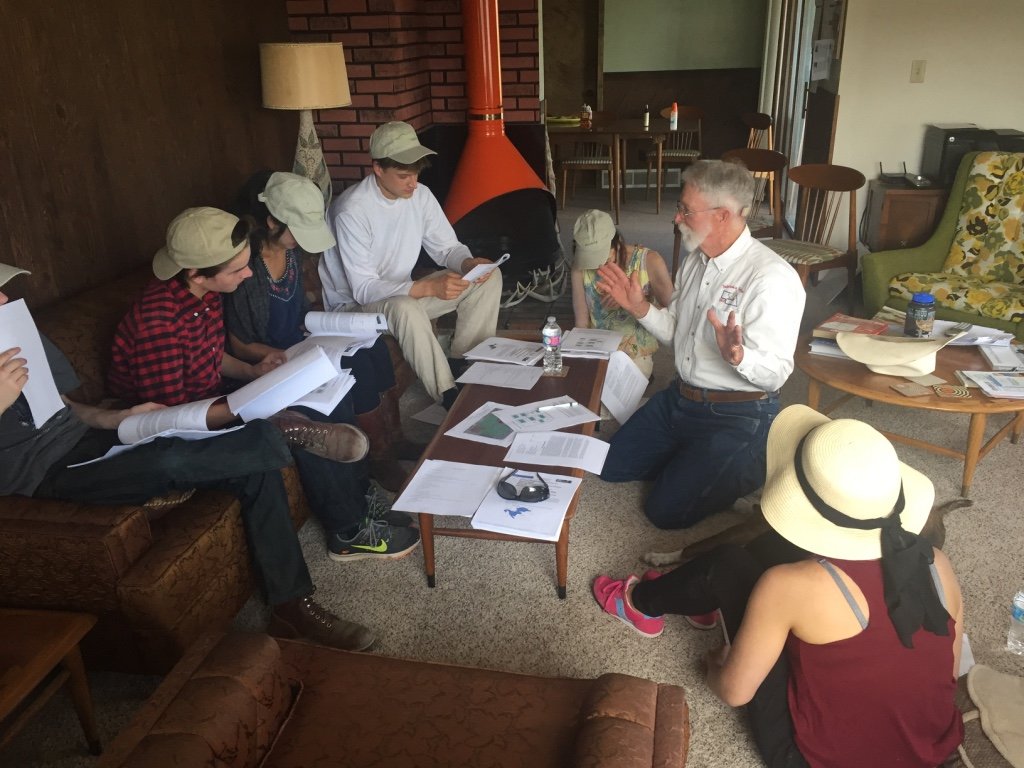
[1012,411,1024,444]
[555,522,570,599]
[806,378,822,411]
[61,645,101,755]
[418,513,436,588]
[962,413,987,497]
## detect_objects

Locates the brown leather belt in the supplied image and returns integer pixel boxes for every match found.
[676,381,772,403]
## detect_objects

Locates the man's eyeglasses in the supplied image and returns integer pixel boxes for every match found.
[497,470,550,503]
[676,203,723,217]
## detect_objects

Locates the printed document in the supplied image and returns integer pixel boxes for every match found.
[461,253,509,282]
[227,346,338,421]
[391,461,504,517]
[504,431,609,474]
[470,470,582,541]
[600,351,648,424]
[493,396,599,433]
[0,300,64,426]
[445,401,516,446]
[456,362,544,390]
[560,327,623,359]
[463,337,545,366]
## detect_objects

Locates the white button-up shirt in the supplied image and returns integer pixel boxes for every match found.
[638,228,805,393]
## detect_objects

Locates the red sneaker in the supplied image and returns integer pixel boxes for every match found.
[684,610,720,630]
[592,575,664,638]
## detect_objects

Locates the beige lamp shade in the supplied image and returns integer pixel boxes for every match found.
[260,43,352,110]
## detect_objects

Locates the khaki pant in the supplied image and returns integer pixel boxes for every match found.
[357,274,502,401]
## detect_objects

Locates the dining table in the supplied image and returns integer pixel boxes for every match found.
[546,116,673,220]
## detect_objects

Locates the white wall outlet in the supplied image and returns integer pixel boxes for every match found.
[910,60,926,83]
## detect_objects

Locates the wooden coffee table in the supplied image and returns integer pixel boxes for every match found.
[0,608,101,755]
[412,357,607,598]
[796,339,1024,496]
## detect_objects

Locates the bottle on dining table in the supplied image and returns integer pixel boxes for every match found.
[669,102,679,131]
[642,104,650,129]
[580,103,593,129]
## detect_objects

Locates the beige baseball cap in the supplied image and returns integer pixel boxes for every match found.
[0,263,30,288]
[258,172,336,254]
[369,121,437,164]
[152,207,247,280]
[572,209,617,270]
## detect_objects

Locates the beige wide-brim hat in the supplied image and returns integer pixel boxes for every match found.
[0,263,30,288]
[572,209,617,270]
[760,404,934,561]
[258,172,336,254]
[837,331,963,376]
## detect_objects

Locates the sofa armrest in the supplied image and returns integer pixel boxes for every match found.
[98,632,296,768]
[572,673,689,768]
[861,243,949,316]
[0,496,153,612]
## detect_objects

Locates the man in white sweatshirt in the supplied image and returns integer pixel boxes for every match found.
[319,121,502,409]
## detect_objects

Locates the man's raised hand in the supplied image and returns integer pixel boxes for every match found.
[706,309,744,365]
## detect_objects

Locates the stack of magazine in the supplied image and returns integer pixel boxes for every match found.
[957,371,1024,399]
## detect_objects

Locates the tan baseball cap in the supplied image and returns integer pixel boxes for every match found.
[0,263,30,288]
[369,121,437,164]
[258,172,336,254]
[572,209,617,270]
[152,207,247,280]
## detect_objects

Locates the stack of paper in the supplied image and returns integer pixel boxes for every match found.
[979,345,1024,372]
[812,313,889,340]
[559,328,623,359]
[470,471,583,541]
[807,338,850,359]
[463,337,545,366]
[957,371,1024,399]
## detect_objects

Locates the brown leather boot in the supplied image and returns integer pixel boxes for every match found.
[268,593,375,651]
[355,405,408,492]
[382,386,428,461]
[269,410,369,463]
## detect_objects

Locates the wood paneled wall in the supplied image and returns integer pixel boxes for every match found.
[0,1,294,309]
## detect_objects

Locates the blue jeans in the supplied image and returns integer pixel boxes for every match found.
[35,420,313,606]
[600,385,778,529]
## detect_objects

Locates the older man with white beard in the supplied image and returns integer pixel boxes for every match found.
[596,159,805,530]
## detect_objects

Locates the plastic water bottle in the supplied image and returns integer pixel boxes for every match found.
[642,104,650,129]
[542,316,563,374]
[669,102,679,131]
[1008,589,1024,655]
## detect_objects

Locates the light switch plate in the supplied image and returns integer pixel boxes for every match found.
[910,60,926,83]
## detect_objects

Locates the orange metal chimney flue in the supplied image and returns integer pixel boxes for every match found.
[443,0,553,227]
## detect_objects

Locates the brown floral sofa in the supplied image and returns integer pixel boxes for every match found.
[97,631,691,768]
[0,272,313,674]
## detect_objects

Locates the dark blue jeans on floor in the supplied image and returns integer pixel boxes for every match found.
[34,420,314,607]
[600,385,778,529]
[344,337,397,415]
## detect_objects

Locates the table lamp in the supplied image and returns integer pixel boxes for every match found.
[259,42,351,205]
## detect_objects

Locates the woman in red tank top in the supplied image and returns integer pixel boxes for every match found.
[592,404,964,767]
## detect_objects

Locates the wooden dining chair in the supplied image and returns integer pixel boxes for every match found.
[645,105,703,212]
[763,163,866,311]
[721,147,788,239]
[556,131,618,222]
[742,112,774,150]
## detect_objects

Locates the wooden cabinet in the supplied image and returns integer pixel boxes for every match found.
[861,180,948,252]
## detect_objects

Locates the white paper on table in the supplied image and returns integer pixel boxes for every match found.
[456,362,544,390]
[116,397,218,444]
[67,425,247,467]
[0,300,64,426]
[304,311,386,336]
[445,401,516,446]
[227,346,337,421]
[470,471,582,541]
[493,395,599,433]
[461,253,509,282]
[504,431,609,474]
[462,337,545,366]
[391,460,503,517]
[560,327,623,359]
[934,319,1014,346]
[601,351,648,424]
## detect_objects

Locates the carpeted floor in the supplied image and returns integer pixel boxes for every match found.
[7,185,1024,767]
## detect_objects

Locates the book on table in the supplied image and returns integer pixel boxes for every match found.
[812,312,889,340]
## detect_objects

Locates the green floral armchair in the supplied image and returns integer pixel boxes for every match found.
[862,151,1024,339]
